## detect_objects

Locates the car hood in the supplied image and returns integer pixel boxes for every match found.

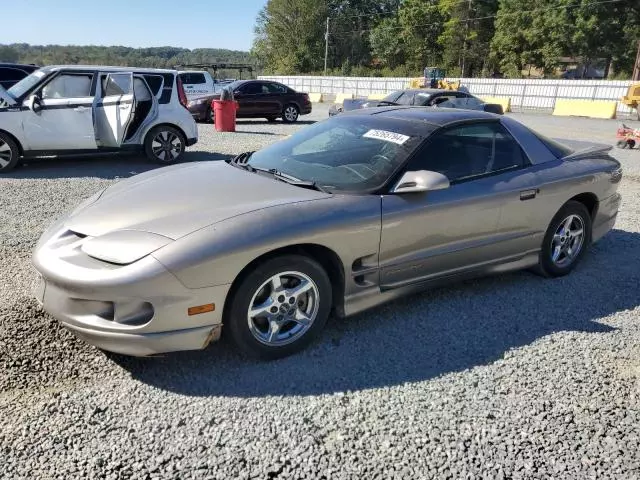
[65,161,330,240]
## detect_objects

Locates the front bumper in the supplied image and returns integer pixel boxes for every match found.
[32,226,231,356]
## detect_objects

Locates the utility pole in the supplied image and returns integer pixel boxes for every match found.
[633,39,640,81]
[324,17,330,76]
[461,0,472,78]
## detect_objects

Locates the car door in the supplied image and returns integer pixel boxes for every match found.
[93,73,136,148]
[263,82,289,116]
[22,71,97,151]
[426,93,460,108]
[379,121,529,288]
[234,82,261,116]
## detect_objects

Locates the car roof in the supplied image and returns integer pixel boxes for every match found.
[391,88,460,95]
[0,62,39,69]
[343,105,498,127]
[41,65,177,74]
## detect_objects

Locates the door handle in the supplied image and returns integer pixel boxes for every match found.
[520,189,539,201]
[74,106,87,112]
[118,104,129,110]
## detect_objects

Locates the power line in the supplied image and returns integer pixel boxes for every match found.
[328,0,625,38]
[332,0,497,20]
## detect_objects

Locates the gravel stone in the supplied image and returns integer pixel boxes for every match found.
[1,106,640,479]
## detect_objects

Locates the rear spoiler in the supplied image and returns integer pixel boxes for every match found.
[561,143,613,161]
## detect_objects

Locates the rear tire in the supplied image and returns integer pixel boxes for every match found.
[628,139,636,149]
[534,200,592,278]
[144,126,186,165]
[206,107,214,124]
[282,104,299,123]
[225,255,332,360]
[0,132,20,173]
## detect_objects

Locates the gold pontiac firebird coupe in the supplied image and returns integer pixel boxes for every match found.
[32,107,622,360]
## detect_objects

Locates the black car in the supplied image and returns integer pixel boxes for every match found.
[329,88,504,116]
[0,63,39,90]
[188,79,312,123]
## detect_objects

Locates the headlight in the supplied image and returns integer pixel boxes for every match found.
[81,230,173,265]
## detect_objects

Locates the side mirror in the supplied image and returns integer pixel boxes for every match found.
[483,103,504,115]
[391,170,450,194]
[27,94,42,114]
[233,90,242,96]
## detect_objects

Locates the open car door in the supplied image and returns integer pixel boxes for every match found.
[94,73,136,148]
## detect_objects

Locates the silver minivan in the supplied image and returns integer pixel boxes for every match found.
[0,65,198,172]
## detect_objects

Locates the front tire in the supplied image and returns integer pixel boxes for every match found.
[144,126,186,165]
[225,255,332,360]
[0,132,20,173]
[535,200,592,278]
[282,104,299,123]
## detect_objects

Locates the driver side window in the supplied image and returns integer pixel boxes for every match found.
[407,122,529,183]
[40,74,93,99]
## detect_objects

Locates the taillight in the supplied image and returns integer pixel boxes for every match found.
[176,76,188,109]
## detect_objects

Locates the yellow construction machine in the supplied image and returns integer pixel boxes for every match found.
[408,67,460,90]
[621,82,640,120]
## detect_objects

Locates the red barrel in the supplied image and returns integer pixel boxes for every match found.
[213,100,239,132]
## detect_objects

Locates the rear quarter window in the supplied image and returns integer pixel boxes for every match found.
[531,131,574,158]
[142,75,163,96]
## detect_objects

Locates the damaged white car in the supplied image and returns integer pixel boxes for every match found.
[0,65,198,172]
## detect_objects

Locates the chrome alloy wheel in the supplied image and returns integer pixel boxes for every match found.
[550,214,585,268]
[151,130,182,162]
[247,271,319,346]
[284,105,298,122]
[0,138,13,169]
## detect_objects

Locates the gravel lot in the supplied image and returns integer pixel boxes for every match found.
[1,105,640,479]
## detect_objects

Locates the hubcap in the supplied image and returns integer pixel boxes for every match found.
[0,139,12,168]
[247,271,319,346]
[550,214,585,267]
[151,131,182,161]
[284,106,298,121]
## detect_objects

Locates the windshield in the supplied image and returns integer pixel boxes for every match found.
[246,115,429,192]
[7,69,47,99]
[382,91,402,103]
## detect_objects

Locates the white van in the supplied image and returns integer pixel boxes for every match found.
[0,65,198,173]
[177,70,225,101]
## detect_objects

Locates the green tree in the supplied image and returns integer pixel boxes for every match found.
[570,0,640,77]
[369,16,406,69]
[398,0,444,72]
[438,0,498,77]
[491,0,572,77]
[252,0,329,74]
[0,46,19,62]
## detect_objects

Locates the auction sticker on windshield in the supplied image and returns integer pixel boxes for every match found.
[363,129,410,145]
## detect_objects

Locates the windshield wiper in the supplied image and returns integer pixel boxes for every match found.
[255,167,329,193]
[229,151,256,172]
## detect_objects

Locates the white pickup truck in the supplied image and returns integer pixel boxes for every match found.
[177,70,227,100]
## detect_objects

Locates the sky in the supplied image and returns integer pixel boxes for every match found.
[2,0,267,51]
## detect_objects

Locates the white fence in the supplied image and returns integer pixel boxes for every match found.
[258,75,636,116]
